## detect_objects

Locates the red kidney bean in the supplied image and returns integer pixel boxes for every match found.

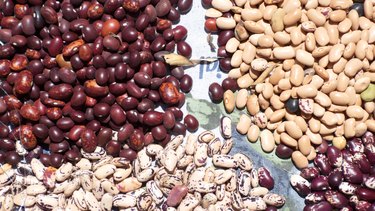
[151,125,167,141]
[327,146,343,167]
[159,82,180,105]
[205,18,218,32]
[314,154,333,176]
[163,110,176,130]
[300,167,320,181]
[258,167,275,190]
[105,140,121,156]
[327,170,343,188]
[356,188,375,202]
[143,111,163,126]
[343,163,364,184]
[311,175,329,191]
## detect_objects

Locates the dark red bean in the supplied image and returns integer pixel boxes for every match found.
[168,7,181,22]
[342,163,363,184]
[356,187,375,202]
[173,25,187,42]
[143,111,163,126]
[119,148,137,161]
[155,0,171,17]
[151,125,167,141]
[171,122,186,136]
[258,167,274,190]
[105,140,121,156]
[178,0,193,13]
[180,74,193,93]
[303,202,332,211]
[208,82,224,103]
[159,82,180,105]
[314,154,333,176]
[177,41,192,58]
[300,167,320,181]
[49,126,64,143]
[311,175,329,191]
[184,114,199,132]
[163,110,176,130]
[327,170,343,188]
[134,72,152,87]
[0,139,15,151]
[6,151,22,167]
[217,30,234,46]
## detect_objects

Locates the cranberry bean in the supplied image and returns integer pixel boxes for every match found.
[258,167,274,190]
[314,154,333,176]
[300,167,320,181]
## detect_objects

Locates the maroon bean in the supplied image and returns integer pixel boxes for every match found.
[14,70,33,95]
[119,148,137,161]
[314,154,333,176]
[0,29,12,43]
[327,170,343,188]
[21,15,35,36]
[342,163,363,184]
[356,187,375,202]
[219,58,232,72]
[32,123,49,139]
[155,0,171,17]
[180,74,193,93]
[49,140,69,153]
[143,111,163,126]
[152,125,167,141]
[171,122,186,136]
[311,175,329,191]
[0,125,9,138]
[353,152,371,173]
[208,82,224,103]
[327,146,343,167]
[173,25,187,42]
[0,139,15,151]
[128,129,144,151]
[348,138,365,153]
[56,117,74,131]
[258,167,274,190]
[150,36,166,52]
[184,114,199,132]
[40,6,58,24]
[324,190,348,208]
[137,99,154,113]
[162,110,176,130]
[177,0,192,13]
[300,167,320,181]
[48,83,73,101]
[106,140,121,156]
[218,30,234,46]
[159,82,180,105]
[303,202,332,211]
[6,151,22,167]
[177,41,192,58]
[134,72,152,88]
[50,153,64,168]
[49,126,64,143]
[110,104,126,125]
[67,125,85,142]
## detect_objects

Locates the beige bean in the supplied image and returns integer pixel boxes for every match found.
[355,122,367,137]
[312,46,332,58]
[280,133,297,148]
[225,38,240,53]
[260,129,275,152]
[314,27,330,46]
[273,46,296,60]
[244,21,265,33]
[345,86,357,106]
[241,8,263,21]
[329,10,346,22]
[348,10,359,31]
[236,114,252,135]
[216,17,236,30]
[283,9,302,26]
[344,118,356,138]
[205,8,223,18]
[355,40,368,60]
[297,84,318,98]
[292,151,309,169]
[270,109,286,123]
[312,64,329,81]
[296,49,314,66]
[326,24,339,44]
[333,57,347,74]
[298,135,312,156]
[246,94,260,115]
[257,35,274,48]
[301,21,317,32]
[354,77,371,94]
[305,33,316,52]
[284,121,303,139]
[224,90,235,113]
[307,9,326,26]
[346,105,365,119]
[271,9,285,32]
[328,44,344,63]
[278,78,292,91]
[366,119,375,132]
[237,74,254,88]
[321,111,338,126]
[290,27,305,46]
[310,75,324,89]
[330,0,353,10]
[308,117,321,133]
[288,65,303,86]
[242,42,256,64]
[236,89,248,109]
[270,95,284,109]
[336,72,349,92]
[262,83,273,99]
[231,50,243,68]
[274,31,291,45]
[212,0,232,12]
[314,91,331,107]
[263,5,277,21]
[359,17,373,30]
[294,116,308,132]
[306,146,317,161]
[341,30,361,45]
[306,129,323,145]
[279,90,291,102]
[329,91,350,106]
[369,25,375,43]
[338,18,352,33]
[247,125,260,143]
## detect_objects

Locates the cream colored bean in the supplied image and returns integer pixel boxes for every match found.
[338,18,352,33]
[355,122,367,137]
[216,17,236,30]
[348,10,359,31]
[297,84,318,98]
[271,9,285,32]
[290,27,305,46]
[314,27,330,46]
[247,125,260,143]
[292,151,309,169]
[273,47,295,59]
[262,83,273,99]
[354,77,371,93]
[225,38,240,54]
[359,17,373,30]
[305,33,316,52]
[341,30,361,45]
[224,90,235,113]
[278,78,292,91]
[333,58,347,74]
[274,31,291,45]
[330,0,353,9]
[244,21,265,33]
[205,8,223,18]
[346,105,365,119]
[295,50,314,66]
[285,121,303,139]
[326,24,339,44]
[231,50,243,68]
[307,9,326,26]
[270,95,284,109]
[336,72,349,92]
[314,91,331,107]
[212,0,232,12]
[355,40,368,60]
[305,0,318,9]
[241,9,263,21]
[236,89,248,109]
[280,133,297,148]
[306,129,322,145]
[308,117,321,133]
[321,111,338,126]
[263,5,277,21]
[312,46,332,58]
[329,91,350,106]
[270,109,286,123]
[283,9,302,26]
[298,135,312,156]
[344,58,363,77]
[294,116,308,132]
[329,10,346,22]
[236,114,252,135]
[237,74,254,88]
[260,129,275,153]
[328,44,344,63]
[366,119,375,132]
[344,118,356,138]
[257,35,274,48]
[242,42,256,64]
